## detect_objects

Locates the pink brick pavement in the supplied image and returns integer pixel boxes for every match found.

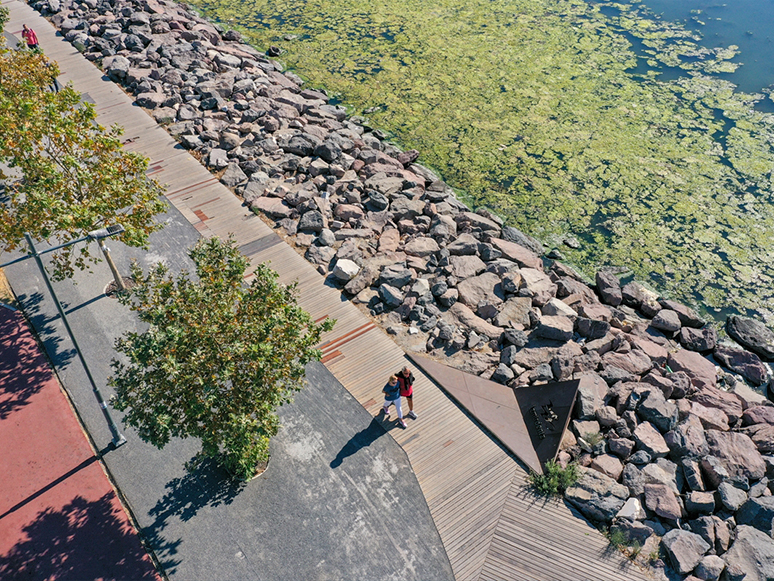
[0,306,160,580]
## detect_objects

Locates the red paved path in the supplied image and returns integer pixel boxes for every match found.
[0,306,159,580]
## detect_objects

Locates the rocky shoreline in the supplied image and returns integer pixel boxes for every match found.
[26,0,774,577]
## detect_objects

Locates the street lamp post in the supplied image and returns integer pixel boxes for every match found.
[0,227,128,447]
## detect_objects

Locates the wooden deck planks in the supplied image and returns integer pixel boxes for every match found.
[5,2,652,578]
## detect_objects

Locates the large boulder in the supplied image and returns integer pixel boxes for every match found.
[736,497,774,537]
[621,281,658,309]
[680,326,718,353]
[494,297,533,328]
[692,387,744,424]
[638,388,678,433]
[220,163,248,187]
[662,528,711,574]
[542,297,578,319]
[714,344,769,386]
[623,462,681,496]
[446,303,503,339]
[499,226,544,256]
[743,406,774,427]
[565,468,629,523]
[331,259,360,282]
[722,525,774,581]
[251,197,293,219]
[488,237,543,270]
[690,401,730,432]
[595,270,622,306]
[379,265,414,288]
[629,336,668,367]
[589,454,624,481]
[535,315,574,342]
[519,268,557,306]
[717,482,749,512]
[634,421,670,458]
[652,309,682,333]
[644,483,682,520]
[298,210,325,233]
[378,284,405,308]
[404,236,440,258]
[449,255,487,280]
[659,299,705,328]
[575,373,608,420]
[706,430,766,482]
[726,316,774,361]
[694,555,725,581]
[378,229,401,252]
[665,414,709,460]
[446,233,479,255]
[456,272,504,309]
[743,424,774,454]
[602,350,653,376]
[509,346,561,369]
[685,491,716,516]
[668,350,717,389]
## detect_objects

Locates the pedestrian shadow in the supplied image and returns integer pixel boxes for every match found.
[0,302,74,420]
[0,492,170,580]
[330,417,389,469]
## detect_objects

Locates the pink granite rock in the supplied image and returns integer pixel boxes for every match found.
[644,483,682,520]
[589,454,624,481]
[634,421,670,458]
[743,406,774,426]
[691,401,730,431]
[602,350,653,375]
[668,349,717,389]
[489,238,543,270]
[692,386,744,423]
[742,424,774,454]
[706,430,766,481]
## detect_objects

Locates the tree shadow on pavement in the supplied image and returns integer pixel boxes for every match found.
[0,492,169,580]
[0,302,74,420]
[330,417,389,469]
[143,457,244,565]
[14,290,76,366]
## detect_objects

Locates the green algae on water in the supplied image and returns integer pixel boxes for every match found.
[188,0,774,323]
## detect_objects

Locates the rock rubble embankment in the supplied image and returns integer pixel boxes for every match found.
[28,0,774,577]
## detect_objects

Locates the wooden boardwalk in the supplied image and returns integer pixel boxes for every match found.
[3,2,651,579]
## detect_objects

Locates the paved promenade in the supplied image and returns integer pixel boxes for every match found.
[0,306,160,580]
[2,1,651,579]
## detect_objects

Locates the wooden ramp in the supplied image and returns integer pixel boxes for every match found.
[3,2,651,579]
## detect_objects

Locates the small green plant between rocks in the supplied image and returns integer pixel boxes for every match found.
[527,460,580,496]
[583,431,603,447]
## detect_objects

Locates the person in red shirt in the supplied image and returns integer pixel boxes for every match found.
[397,366,417,420]
[22,25,39,50]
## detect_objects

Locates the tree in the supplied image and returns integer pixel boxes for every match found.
[0,8,166,281]
[109,237,335,480]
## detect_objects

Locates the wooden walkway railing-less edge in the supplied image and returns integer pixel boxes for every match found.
[3,2,651,578]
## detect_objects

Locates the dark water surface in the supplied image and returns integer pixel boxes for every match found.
[633,0,774,93]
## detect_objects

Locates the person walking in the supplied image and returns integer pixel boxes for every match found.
[21,25,39,50]
[397,366,417,419]
[382,375,407,428]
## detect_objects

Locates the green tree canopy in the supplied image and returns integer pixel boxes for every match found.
[0,8,166,280]
[109,237,335,480]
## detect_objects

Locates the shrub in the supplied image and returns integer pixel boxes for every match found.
[527,460,580,496]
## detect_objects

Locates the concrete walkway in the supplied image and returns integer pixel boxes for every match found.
[0,306,160,580]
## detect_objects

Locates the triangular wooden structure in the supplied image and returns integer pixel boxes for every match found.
[408,353,583,475]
